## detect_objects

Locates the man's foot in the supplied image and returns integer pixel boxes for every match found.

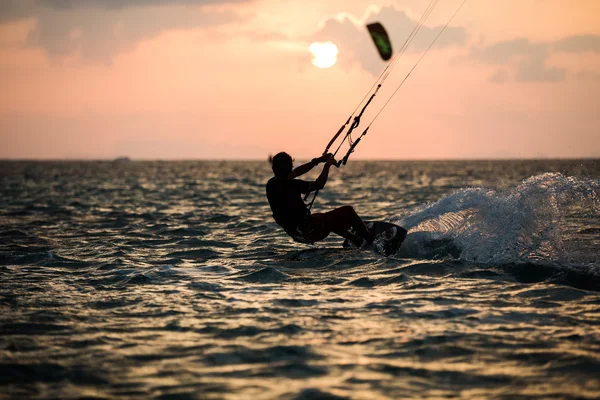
[365,222,375,245]
[353,237,370,249]
[382,226,397,240]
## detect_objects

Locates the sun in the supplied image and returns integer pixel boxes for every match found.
[309,42,338,69]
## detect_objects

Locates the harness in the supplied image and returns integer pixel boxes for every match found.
[286,213,314,244]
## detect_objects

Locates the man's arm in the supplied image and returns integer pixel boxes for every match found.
[307,156,336,193]
[288,153,332,179]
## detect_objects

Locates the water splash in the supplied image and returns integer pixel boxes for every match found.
[393,173,600,265]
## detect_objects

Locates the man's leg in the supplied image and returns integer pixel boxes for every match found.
[305,213,331,243]
[324,206,374,245]
[337,229,365,248]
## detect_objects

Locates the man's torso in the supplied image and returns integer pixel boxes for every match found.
[266,177,311,235]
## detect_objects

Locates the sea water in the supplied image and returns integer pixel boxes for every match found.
[1,160,599,399]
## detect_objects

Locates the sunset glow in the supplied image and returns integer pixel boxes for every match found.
[0,0,599,160]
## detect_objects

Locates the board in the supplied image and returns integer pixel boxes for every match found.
[343,221,407,256]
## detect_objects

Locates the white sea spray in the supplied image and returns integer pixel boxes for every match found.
[394,173,600,265]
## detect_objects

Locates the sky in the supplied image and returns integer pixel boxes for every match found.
[0,0,599,160]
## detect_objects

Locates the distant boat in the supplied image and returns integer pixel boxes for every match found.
[113,156,131,163]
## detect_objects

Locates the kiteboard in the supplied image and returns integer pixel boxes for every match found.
[343,221,407,256]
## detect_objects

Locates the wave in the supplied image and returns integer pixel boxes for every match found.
[392,173,600,268]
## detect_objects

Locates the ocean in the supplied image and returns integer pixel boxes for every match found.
[1,159,599,399]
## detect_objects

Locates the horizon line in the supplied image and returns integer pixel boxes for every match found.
[1,157,599,162]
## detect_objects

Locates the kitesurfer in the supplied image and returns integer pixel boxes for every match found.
[266,152,374,247]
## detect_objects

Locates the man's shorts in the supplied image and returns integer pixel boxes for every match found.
[299,207,354,243]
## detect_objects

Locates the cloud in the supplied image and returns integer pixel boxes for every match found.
[470,39,565,82]
[515,51,565,82]
[470,38,542,63]
[0,0,251,61]
[0,0,247,18]
[470,35,600,83]
[489,68,509,83]
[309,5,468,76]
[554,35,600,53]
[40,0,247,10]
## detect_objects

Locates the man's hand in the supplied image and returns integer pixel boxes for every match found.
[310,153,336,192]
[316,153,333,163]
[324,154,337,166]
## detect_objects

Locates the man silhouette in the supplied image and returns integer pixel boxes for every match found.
[266,152,374,246]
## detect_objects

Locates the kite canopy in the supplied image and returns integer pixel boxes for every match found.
[366,22,393,61]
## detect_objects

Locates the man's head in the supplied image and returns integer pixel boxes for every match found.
[271,151,293,179]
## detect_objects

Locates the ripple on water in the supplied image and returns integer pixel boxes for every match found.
[200,344,325,379]
[198,323,303,339]
[348,277,375,287]
[281,388,349,400]
[235,267,290,283]
[0,363,108,385]
[166,248,221,260]
[273,298,319,307]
